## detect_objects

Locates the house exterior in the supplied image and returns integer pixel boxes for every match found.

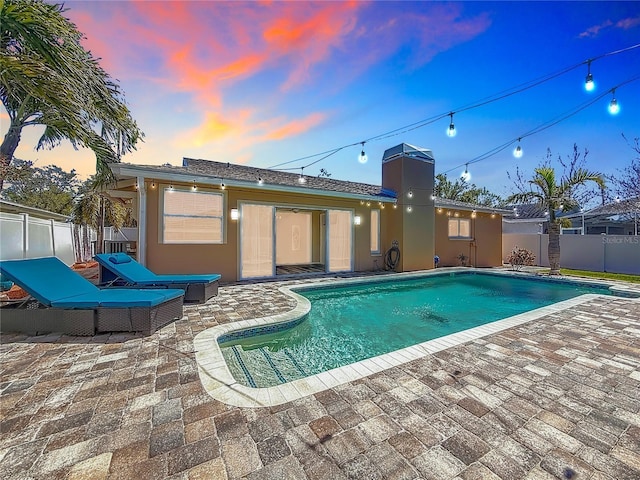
[502,204,549,234]
[561,198,640,235]
[106,143,506,282]
[434,198,507,267]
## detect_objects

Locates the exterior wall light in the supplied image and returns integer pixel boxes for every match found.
[354,215,362,225]
[230,208,239,220]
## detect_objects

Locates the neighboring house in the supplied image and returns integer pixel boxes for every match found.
[106,143,507,282]
[0,199,70,222]
[502,204,549,234]
[561,198,640,235]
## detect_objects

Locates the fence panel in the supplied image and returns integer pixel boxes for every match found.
[0,213,75,265]
[502,233,640,275]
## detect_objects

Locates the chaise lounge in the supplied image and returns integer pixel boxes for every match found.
[0,257,184,336]
[95,253,221,303]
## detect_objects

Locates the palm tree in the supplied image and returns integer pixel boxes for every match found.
[72,189,127,256]
[507,166,605,275]
[0,0,143,189]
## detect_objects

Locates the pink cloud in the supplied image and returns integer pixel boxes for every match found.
[616,16,640,29]
[579,15,639,38]
[66,1,491,155]
[579,20,614,38]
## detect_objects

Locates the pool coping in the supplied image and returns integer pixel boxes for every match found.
[194,268,640,407]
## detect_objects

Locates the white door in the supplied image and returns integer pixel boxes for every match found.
[240,204,274,279]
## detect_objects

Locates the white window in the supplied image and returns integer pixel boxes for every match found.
[370,209,380,254]
[162,188,224,243]
[448,218,471,239]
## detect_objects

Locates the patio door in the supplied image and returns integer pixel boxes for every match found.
[327,209,353,272]
[240,204,274,279]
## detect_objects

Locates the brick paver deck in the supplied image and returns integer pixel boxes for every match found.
[1,276,639,479]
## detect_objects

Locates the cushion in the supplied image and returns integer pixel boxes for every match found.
[109,253,133,264]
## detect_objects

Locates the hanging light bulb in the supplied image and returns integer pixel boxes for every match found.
[585,60,595,92]
[192,181,197,191]
[257,176,264,185]
[407,189,413,198]
[151,182,156,189]
[298,168,306,184]
[460,164,471,182]
[447,112,456,137]
[513,138,523,158]
[407,205,412,213]
[220,180,226,189]
[608,89,620,115]
[169,184,174,191]
[358,141,368,164]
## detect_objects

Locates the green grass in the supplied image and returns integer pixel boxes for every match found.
[555,268,640,284]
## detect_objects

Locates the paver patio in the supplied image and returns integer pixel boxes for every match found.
[1,274,639,479]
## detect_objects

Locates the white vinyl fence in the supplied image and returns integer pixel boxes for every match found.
[503,233,640,275]
[0,212,75,265]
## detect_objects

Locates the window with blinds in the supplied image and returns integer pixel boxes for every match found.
[162,189,224,243]
[448,218,472,239]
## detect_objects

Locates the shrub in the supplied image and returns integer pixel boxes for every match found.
[507,246,535,271]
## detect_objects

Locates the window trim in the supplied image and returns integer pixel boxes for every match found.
[448,218,472,240]
[159,186,227,244]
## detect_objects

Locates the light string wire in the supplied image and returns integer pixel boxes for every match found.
[441,74,640,176]
[267,43,640,172]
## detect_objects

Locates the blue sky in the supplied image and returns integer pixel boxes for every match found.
[3,1,639,200]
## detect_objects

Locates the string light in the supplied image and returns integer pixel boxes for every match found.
[267,44,640,174]
[513,138,523,158]
[608,89,620,115]
[460,164,471,182]
[358,142,368,164]
[585,60,595,92]
[135,180,139,190]
[446,112,457,137]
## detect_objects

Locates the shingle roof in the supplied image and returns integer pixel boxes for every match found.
[181,158,394,198]
[503,204,548,220]
[584,198,640,216]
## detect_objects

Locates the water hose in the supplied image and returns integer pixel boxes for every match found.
[385,241,401,271]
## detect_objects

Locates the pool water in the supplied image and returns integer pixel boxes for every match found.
[220,272,610,388]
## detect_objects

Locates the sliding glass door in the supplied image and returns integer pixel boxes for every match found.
[327,209,353,272]
[240,204,274,279]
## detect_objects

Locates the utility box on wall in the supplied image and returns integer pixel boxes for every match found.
[381,143,435,271]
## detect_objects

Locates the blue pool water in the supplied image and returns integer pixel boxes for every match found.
[219,272,611,388]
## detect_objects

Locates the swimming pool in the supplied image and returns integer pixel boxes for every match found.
[217,271,613,388]
[194,269,637,407]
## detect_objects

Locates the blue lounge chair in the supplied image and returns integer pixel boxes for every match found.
[0,257,184,336]
[95,253,220,303]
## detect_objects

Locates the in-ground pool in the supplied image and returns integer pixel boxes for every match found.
[218,271,614,388]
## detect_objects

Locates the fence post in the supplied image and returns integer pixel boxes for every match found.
[50,219,57,258]
[21,213,29,259]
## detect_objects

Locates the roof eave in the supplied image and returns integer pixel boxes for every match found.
[110,164,397,203]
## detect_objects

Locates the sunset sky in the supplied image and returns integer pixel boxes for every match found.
[4,1,640,199]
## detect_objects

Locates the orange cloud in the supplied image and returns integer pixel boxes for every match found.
[261,112,327,141]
